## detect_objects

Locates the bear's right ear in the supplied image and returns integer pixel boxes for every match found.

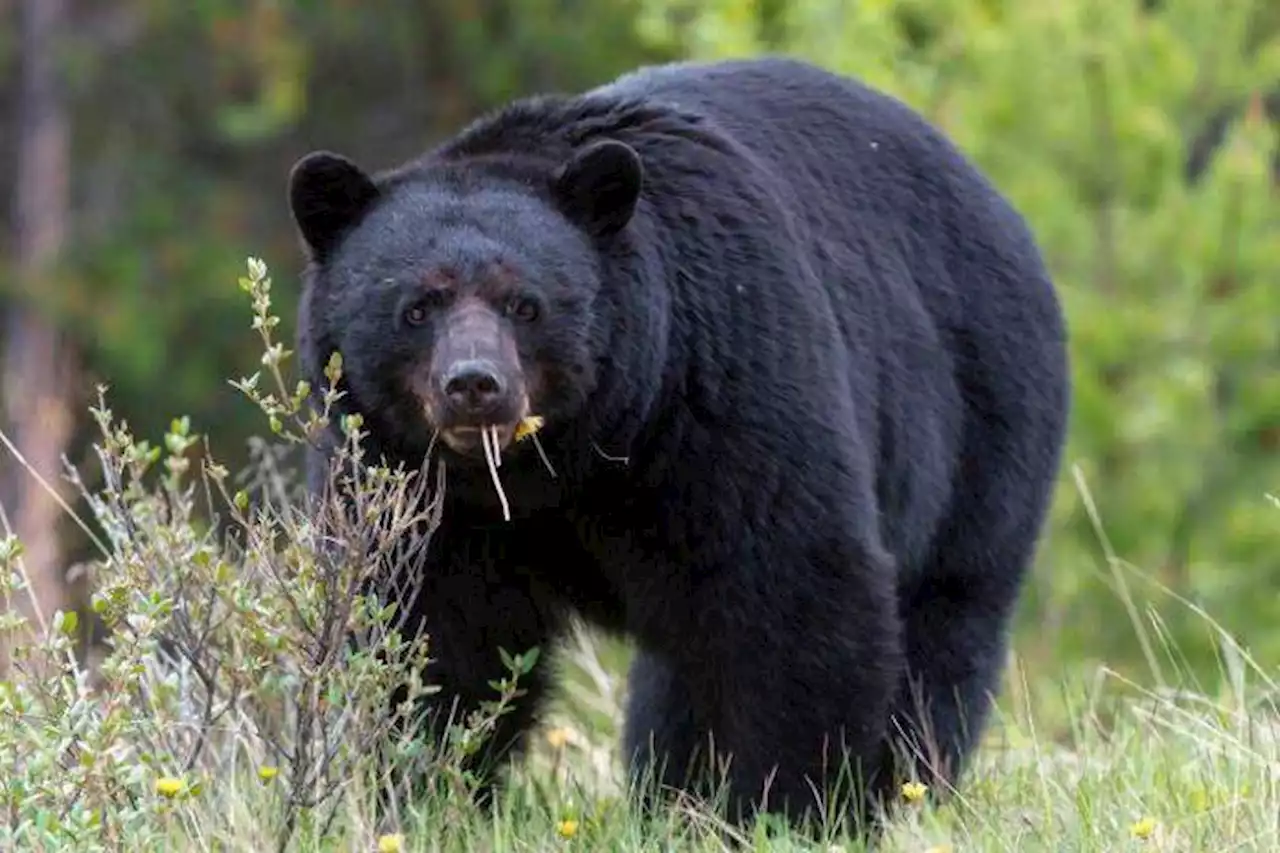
[288,151,380,262]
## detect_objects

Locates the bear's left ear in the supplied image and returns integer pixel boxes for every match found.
[552,139,643,239]
[288,151,381,262]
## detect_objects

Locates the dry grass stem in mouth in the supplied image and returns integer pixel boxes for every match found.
[530,433,557,479]
[514,414,557,478]
[477,416,554,519]
[482,425,512,521]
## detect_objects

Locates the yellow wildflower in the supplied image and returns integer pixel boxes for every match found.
[900,781,927,803]
[515,415,545,441]
[154,776,185,798]
[377,833,404,853]
[258,765,279,783]
[545,726,572,749]
[556,819,579,839]
[1130,817,1157,840]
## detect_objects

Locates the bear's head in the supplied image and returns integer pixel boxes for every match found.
[287,140,643,467]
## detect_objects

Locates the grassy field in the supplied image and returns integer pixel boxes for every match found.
[115,620,1276,853]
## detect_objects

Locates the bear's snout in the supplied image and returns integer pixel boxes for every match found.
[425,337,530,459]
[423,298,530,437]
[442,359,507,414]
[430,357,527,425]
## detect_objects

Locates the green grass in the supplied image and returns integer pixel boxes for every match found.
[132,623,1277,853]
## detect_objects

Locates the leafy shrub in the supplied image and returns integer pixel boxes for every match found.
[0,258,540,851]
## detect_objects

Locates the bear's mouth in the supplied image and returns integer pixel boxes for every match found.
[434,415,553,524]
[438,423,519,457]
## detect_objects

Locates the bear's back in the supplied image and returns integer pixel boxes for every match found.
[592,57,1054,335]
[594,56,974,227]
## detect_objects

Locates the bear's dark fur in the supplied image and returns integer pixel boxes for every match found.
[287,56,1071,830]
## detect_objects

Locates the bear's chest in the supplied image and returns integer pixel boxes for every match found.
[562,486,707,648]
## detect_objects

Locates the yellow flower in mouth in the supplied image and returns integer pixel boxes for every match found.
[515,415,545,441]
[377,833,404,853]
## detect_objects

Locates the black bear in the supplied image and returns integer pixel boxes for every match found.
[286,56,1071,830]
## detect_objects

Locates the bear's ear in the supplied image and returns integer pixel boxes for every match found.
[288,151,380,262]
[552,139,643,239]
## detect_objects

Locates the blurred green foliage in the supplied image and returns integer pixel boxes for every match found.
[0,0,1276,690]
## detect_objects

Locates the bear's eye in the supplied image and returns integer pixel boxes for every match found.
[404,304,429,326]
[507,295,541,323]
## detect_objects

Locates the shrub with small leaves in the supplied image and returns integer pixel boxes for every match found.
[0,258,539,852]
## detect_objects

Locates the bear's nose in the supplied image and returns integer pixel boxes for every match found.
[442,360,506,413]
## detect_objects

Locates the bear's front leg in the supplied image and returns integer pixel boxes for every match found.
[630,524,905,834]
[379,521,561,811]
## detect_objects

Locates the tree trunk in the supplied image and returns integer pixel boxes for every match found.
[1,0,76,672]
